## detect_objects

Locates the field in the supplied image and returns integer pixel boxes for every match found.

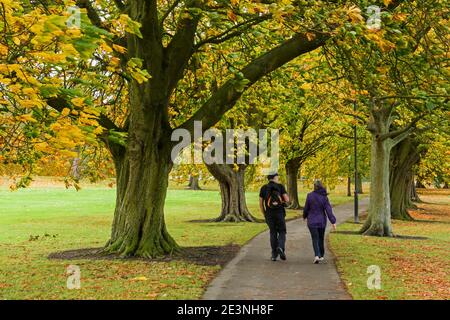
[0,178,352,299]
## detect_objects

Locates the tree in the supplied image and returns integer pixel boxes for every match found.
[417,131,450,189]
[326,0,448,235]
[187,174,202,190]
[281,101,335,209]
[2,1,350,257]
[202,83,277,222]
[389,136,422,220]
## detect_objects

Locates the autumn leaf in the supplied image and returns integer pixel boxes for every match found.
[347,5,364,24]
[130,276,149,281]
[227,10,237,22]
[306,32,316,41]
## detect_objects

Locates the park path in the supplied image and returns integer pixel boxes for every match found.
[203,198,369,300]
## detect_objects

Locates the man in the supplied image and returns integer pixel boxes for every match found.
[259,173,290,261]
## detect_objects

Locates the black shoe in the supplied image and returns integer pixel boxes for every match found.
[277,247,286,260]
[271,251,278,261]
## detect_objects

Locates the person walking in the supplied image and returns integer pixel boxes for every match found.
[259,173,290,261]
[303,180,337,264]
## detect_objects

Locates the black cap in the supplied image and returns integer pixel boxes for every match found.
[267,173,278,180]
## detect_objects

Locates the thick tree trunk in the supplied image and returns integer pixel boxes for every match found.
[285,158,301,209]
[105,139,178,257]
[389,138,419,220]
[187,175,201,190]
[360,115,394,237]
[104,112,179,257]
[206,163,258,222]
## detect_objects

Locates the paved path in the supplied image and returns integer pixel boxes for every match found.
[203,198,369,300]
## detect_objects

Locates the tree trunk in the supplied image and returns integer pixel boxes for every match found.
[105,139,178,257]
[285,158,301,209]
[410,178,421,203]
[104,114,179,257]
[347,176,352,197]
[389,138,419,220]
[103,11,179,256]
[187,174,201,190]
[360,114,394,237]
[206,163,258,222]
[356,172,363,194]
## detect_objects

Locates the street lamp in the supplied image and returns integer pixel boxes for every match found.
[353,102,359,223]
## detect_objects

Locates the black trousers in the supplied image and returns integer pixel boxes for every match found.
[308,226,326,257]
[265,210,287,255]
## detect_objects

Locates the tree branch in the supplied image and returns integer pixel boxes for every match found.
[177,31,330,135]
[389,126,415,148]
[164,1,201,94]
[159,0,182,26]
[379,115,423,141]
[76,0,109,31]
[194,14,271,48]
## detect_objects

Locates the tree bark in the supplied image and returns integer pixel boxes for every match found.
[360,112,394,237]
[285,158,302,209]
[356,172,363,194]
[104,133,178,257]
[102,1,179,257]
[206,163,258,222]
[347,176,352,197]
[410,179,420,202]
[389,138,420,220]
[187,175,201,190]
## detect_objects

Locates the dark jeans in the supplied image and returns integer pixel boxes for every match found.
[308,226,326,257]
[265,210,287,256]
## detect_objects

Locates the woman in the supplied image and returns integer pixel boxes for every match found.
[303,180,337,264]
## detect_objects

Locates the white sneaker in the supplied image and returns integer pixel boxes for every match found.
[313,256,320,264]
[319,257,325,262]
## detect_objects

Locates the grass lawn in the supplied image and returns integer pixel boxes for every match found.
[329,189,450,300]
[0,178,351,300]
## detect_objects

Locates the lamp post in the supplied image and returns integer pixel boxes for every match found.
[353,102,359,223]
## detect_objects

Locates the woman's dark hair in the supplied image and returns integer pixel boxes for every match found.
[313,180,324,191]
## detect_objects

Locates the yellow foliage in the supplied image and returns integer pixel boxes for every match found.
[347,6,364,24]
[17,113,37,123]
[0,44,8,56]
[61,108,71,117]
[112,44,127,54]
[71,97,85,108]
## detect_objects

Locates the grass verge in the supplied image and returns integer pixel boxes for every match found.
[329,189,450,300]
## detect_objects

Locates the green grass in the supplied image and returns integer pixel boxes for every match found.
[329,192,450,300]
[0,184,351,300]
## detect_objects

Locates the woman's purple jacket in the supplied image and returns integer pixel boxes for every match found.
[302,187,336,228]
